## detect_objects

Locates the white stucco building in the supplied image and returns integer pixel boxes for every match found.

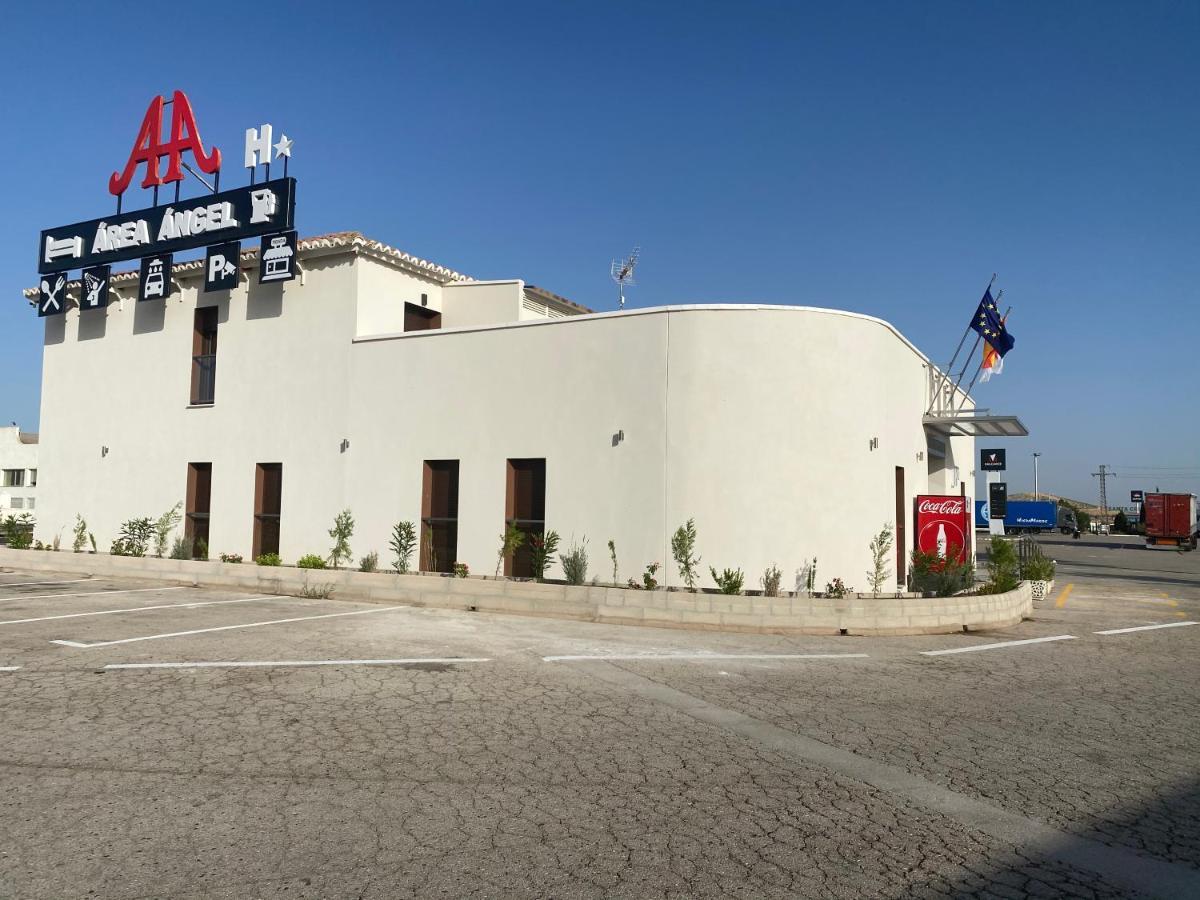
[0,425,38,519]
[24,231,1015,589]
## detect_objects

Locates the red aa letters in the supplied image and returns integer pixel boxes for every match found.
[108,91,222,196]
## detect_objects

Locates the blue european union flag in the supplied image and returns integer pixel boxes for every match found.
[969,287,1014,357]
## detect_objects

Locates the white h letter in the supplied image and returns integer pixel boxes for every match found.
[244,124,273,169]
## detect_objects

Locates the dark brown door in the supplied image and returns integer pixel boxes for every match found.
[185,462,212,558]
[504,459,546,577]
[421,460,459,572]
[895,466,906,588]
[253,463,282,558]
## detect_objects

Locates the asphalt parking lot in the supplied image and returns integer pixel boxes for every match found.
[0,534,1197,899]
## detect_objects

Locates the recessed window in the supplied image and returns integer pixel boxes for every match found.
[10,498,23,510]
[25,498,35,510]
[2,469,24,488]
[253,463,282,558]
[505,458,546,578]
[28,469,37,487]
[185,463,212,558]
[421,460,459,573]
[404,302,441,332]
[191,307,218,405]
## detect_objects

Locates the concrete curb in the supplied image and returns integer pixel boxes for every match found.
[0,548,1032,636]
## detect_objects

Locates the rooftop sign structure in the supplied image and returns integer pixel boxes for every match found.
[35,91,298,313]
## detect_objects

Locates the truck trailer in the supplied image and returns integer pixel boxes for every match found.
[1143,493,1198,550]
[975,500,1079,535]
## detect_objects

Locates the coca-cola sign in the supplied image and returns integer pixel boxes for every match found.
[917,498,965,517]
[915,494,970,565]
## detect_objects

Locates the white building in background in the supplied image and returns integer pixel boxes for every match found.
[24,231,1018,589]
[0,425,38,518]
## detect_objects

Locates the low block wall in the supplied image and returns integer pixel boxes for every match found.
[0,548,1032,636]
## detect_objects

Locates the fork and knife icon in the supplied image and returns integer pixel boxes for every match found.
[40,274,65,313]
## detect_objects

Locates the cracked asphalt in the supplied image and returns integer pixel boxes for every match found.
[0,533,1196,898]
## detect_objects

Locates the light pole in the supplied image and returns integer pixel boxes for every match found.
[1032,452,1042,500]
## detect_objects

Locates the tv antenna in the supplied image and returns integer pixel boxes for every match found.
[611,246,640,309]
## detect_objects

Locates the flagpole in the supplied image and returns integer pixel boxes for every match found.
[957,306,1012,410]
[927,274,996,414]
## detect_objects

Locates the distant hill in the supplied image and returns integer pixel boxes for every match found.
[1010,492,1126,522]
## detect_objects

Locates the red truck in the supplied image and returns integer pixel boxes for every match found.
[1144,492,1198,551]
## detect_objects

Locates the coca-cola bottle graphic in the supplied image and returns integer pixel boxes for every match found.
[936,523,947,559]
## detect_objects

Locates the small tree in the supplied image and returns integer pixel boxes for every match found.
[390,521,417,573]
[1113,510,1129,534]
[608,539,619,584]
[72,515,89,553]
[423,523,437,572]
[328,509,355,569]
[559,537,589,585]
[529,530,561,581]
[867,522,894,594]
[496,521,524,577]
[671,518,701,590]
[153,502,183,558]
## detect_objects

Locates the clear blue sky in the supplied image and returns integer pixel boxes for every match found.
[2,1,1197,505]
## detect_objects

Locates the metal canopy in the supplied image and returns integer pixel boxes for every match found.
[923,414,1029,438]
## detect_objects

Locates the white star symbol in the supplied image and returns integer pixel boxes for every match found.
[273,135,293,158]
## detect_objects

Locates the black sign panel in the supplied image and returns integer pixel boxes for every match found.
[989,482,1008,519]
[80,265,111,310]
[138,253,174,302]
[37,178,296,275]
[204,241,241,292]
[980,449,1006,471]
[36,272,68,317]
[259,231,297,284]
[1130,490,1144,503]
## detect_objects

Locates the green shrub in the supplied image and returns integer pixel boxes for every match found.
[327,509,354,569]
[760,564,782,597]
[256,553,282,566]
[496,521,524,576]
[866,522,894,594]
[4,514,34,549]
[169,536,191,560]
[985,538,1020,593]
[909,548,975,597]
[153,502,182,558]
[112,517,154,557]
[453,562,469,578]
[608,539,619,584]
[559,537,588,586]
[359,551,379,573]
[671,519,701,589]
[824,577,851,598]
[390,521,417,573]
[1019,544,1056,581]
[529,530,560,581]
[297,554,326,569]
[220,553,244,564]
[72,515,89,553]
[710,566,745,595]
[194,536,209,561]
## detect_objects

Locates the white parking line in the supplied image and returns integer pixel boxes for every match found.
[105,657,490,670]
[50,604,407,649]
[920,635,1077,656]
[543,652,870,662]
[0,596,278,627]
[0,586,187,604]
[0,666,20,672]
[1095,621,1198,636]
[0,578,91,588]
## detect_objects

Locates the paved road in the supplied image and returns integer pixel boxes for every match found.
[0,540,1196,899]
